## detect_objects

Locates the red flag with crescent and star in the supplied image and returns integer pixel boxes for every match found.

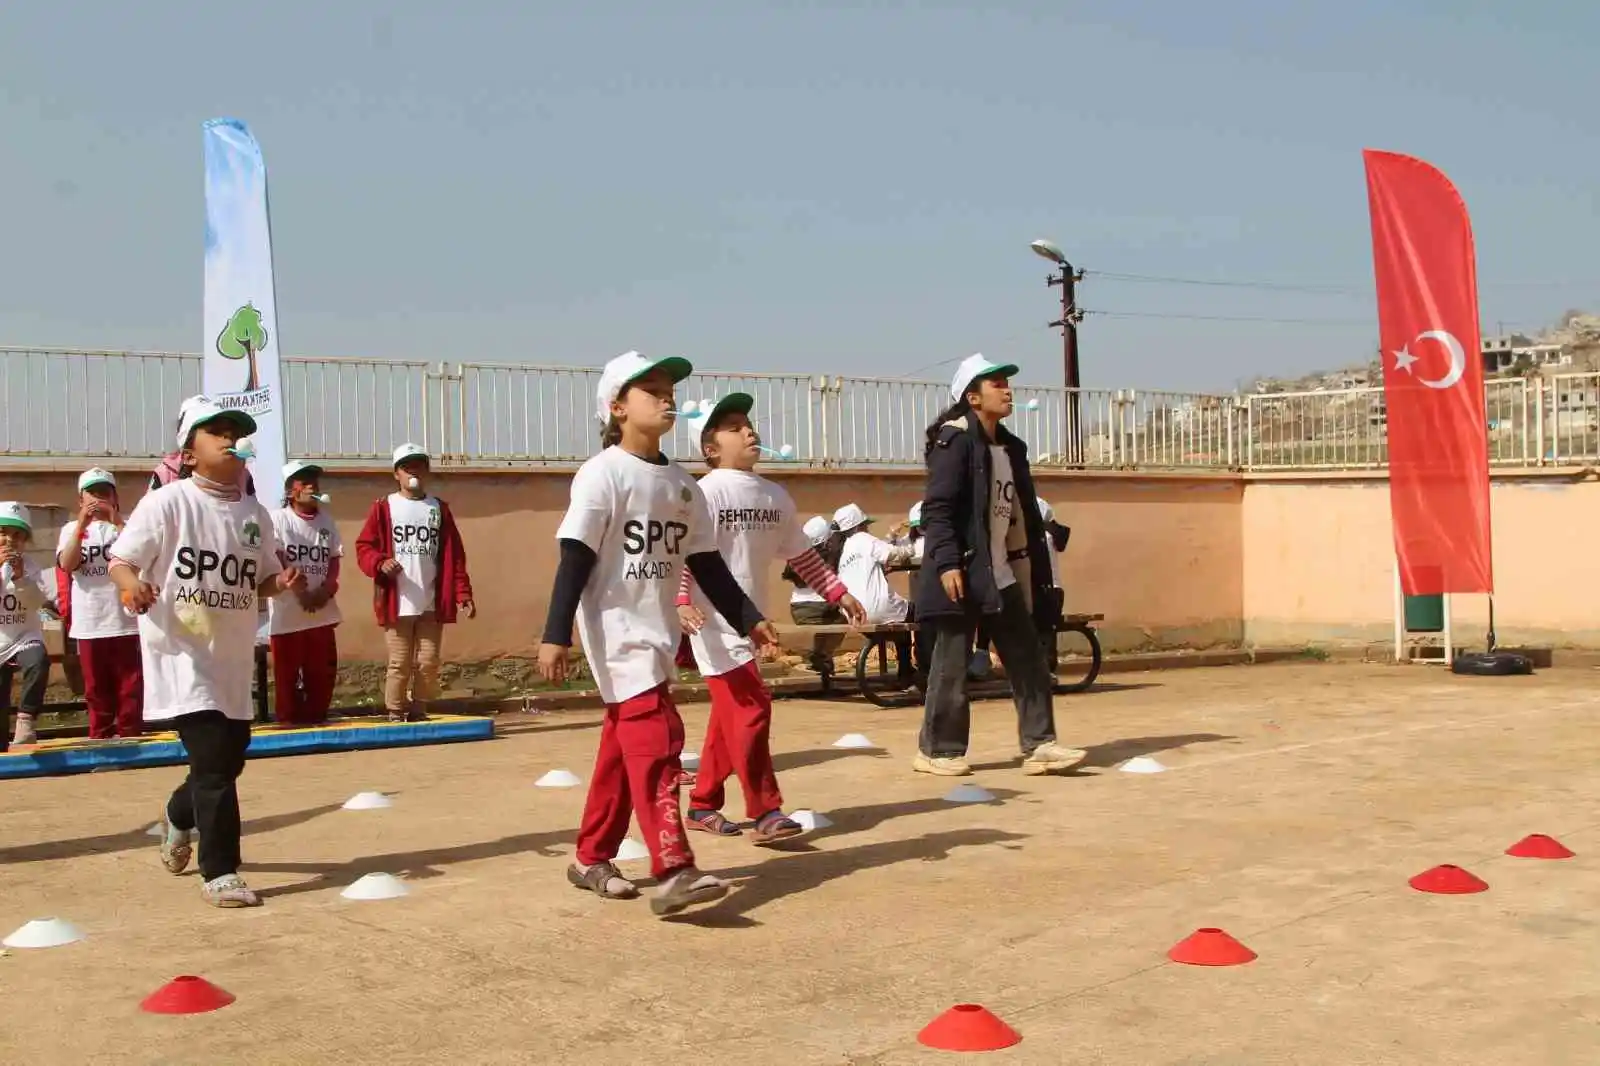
[1363,149,1493,596]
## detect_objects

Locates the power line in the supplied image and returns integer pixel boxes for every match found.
[1084,308,1372,327]
[1088,270,1363,296]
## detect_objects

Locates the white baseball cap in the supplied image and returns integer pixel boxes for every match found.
[595,350,693,424]
[908,501,923,528]
[1038,498,1055,523]
[78,468,116,493]
[802,515,831,546]
[833,503,872,532]
[176,395,257,449]
[0,501,31,533]
[282,460,323,484]
[951,353,1020,402]
[392,443,429,468]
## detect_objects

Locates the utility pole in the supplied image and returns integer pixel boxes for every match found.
[1031,240,1085,464]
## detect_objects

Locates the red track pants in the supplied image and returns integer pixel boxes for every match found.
[77,635,143,739]
[689,660,784,820]
[270,625,338,725]
[575,683,695,880]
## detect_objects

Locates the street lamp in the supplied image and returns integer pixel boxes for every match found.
[1030,238,1085,464]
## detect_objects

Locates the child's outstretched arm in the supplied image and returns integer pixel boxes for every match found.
[674,567,706,634]
[537,539,597,684]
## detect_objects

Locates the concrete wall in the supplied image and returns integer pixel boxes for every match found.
[11,458,1589,662]
[0,463,1244,662]
[1241,471,1600,649]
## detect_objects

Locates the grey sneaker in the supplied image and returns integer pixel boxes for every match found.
[1022,742,1088,776]
[158,811,193,875]
[202,874,261,908]
[912,752,973,777]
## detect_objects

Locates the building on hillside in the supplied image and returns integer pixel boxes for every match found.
[1481,332,1571,374]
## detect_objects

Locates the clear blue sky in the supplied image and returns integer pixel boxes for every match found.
[3,1,1595,392]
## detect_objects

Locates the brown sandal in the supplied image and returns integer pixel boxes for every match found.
[687,809,743,836]
[566,861,638,899]
[749,811,804,846]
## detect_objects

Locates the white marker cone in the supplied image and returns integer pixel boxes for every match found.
[340,873,410,901]
[833,733,876,750]
[535,769,581,788]
[679,751,701,771]
[789,809,833,831]
[942,784,995,804]
[615,837,650,862]
[342,791,393,810]
[4,918,86,949]
[1119,756,1166,774]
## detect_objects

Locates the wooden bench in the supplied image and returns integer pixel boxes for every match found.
[774,611,1104,707]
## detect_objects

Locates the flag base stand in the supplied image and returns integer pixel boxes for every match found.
[1392,562,1453,666]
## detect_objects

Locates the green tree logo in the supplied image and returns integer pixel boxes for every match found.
[217,303,269,392]
[241,520,261,547]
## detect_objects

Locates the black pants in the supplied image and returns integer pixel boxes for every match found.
[919,584,1057,759]
[166,711,253,881]
[0,643,48,752]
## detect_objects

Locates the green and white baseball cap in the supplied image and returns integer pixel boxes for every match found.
[595,350,694,424]
[0,501,32,532]
[177,395,257,448]
[685,392,755,437]
[833,503,872,532]
[908,501,923,528]
[78,468,116,492]
[282,460,324,484]
[951,353,1020,401]
[391,443,429,468]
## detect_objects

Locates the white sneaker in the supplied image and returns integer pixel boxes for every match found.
[912,752,973,777]
[1022,742,1088,776]
[12,714,37,746]
[202,874,262,908]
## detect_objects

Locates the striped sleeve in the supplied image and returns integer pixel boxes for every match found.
[675,564,696,607]
[787,547,845,603]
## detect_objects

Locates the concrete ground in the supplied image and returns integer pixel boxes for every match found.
[1,662,1597,1065]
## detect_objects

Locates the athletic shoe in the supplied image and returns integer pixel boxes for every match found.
[158,810,193,875]
[11,714,37,746]
[912,752,972,777]
[202,874,261,908]
[1022,742,1088,776]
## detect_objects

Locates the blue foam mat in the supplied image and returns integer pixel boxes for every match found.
[0,716,495,780]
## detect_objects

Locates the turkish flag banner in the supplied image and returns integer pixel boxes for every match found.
[1364,149,1493,596]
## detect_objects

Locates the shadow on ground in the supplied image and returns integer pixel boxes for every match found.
[0,802,346,865]
[1078,732,1236,769]
[666,827,1029,927]
[250,828,573,899]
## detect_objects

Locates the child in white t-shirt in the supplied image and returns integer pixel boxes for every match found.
[269,461,344,726]
[0,502,52,751]
[110,397,305,909]
[57,467,143,739]
[674,395,865,843]
[834,502,918,682]
[538,351,778,918]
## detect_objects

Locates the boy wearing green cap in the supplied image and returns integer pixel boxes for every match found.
[0,502,51,749]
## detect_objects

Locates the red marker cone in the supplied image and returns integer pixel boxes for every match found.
[916,1004,1021,1052]
[1409,864,1488,894]
[1167,927,1257,966]
[1506,834,1575,859]
[140,975,236,1014]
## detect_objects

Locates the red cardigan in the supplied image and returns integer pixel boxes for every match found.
[354,496,473,626]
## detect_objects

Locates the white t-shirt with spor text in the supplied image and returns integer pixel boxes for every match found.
[556,446,715,706]
[988,445,1018,591]
[56,520,139,640]
[838,530,908,623]
[269,506,344,635]
[0,562,50,667]
[686,468,812,677]
[112,480,283,723]
[388,493,441,617]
